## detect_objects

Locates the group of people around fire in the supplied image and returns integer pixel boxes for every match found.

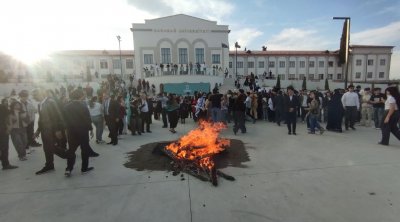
[1,74,399,177]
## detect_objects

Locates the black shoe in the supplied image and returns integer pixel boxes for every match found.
[146,130,152,133]
[2,165,18,170]
[107,142,113,145]
[30,141,42,147]
[138,132,141,135]
[345,128,349,130]
[113,142,118,146]
[293,132,297,135]
[65,169,72,177]
[89,152,99,157]
[141,131,145,133]
[81,167,94,174]
[288,132,292,135]
[378,142,388,146]
[350,127,356,130]
[35,166,55,175]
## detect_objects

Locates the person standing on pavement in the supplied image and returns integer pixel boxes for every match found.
[103,92,119,145]
[307,91,325,135]
[139,92,152,133]
[0,102,18,170]
[88,96,105,144]
[284,86,299,135]
[370,88,385,130]
[233,89,247,135]
[379,87,400,146]
[19,90,41,149]
[341,85,360,130]
[32,88,67,175]
[64,89,95,176]
[209,88,223,123]
[360,88,373,127]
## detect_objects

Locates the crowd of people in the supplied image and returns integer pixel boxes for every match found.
[0,74,398,176]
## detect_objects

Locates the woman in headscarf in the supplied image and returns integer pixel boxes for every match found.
[326,89,344,133]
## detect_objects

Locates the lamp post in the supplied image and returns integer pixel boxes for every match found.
[116,35,123,79]
[333,17,351,89]
[235,42,241,79]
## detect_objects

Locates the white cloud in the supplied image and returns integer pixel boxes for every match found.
[229,28,263,50]
[266,28,332,50]
[352,21,400,46]
[128,0,234,22]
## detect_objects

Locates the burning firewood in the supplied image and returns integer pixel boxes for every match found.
[163,121,235,186]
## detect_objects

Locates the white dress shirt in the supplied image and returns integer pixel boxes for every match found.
[341,92,360,109]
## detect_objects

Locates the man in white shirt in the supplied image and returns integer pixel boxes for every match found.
[341,85,360,130]
[139,92,151,133]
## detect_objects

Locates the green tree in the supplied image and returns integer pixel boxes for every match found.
[302,76,307,90]
[324,78,330,91]
[276,75,281,89]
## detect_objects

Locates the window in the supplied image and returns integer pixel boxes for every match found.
[179,48,188,64]
[356,59,362,66]
[258,61,264,68]
[248,62,254,68]
[308,74,314,80]
[279,74,285,80]
[212,54,220,64]
[299,61,305,68]
[328,74,333,79]
[237,62,243,68]
[319,74,324,80]
[379,72,385,78]
[279,61,285,68]
[229,62,232,68]
[319,61,324,68]
[368,59,374,66]
[299,74,305,80]
[380,59,386,66]
[367,72,373,78]
[337,62,342,67]
[355,72,361,79]
[288,74,295,80]
[269,61,275,68]
[161,48,171,64]
[337,73,342,80]
[143,54,153,65]
[309,61,315,67]
[126,59,134,69]
[100,60,108,69]
[113,59,121,69]
[195,48,204,63]
[289,61,295,68]
[86,60,94,68]
[328,61,334,67]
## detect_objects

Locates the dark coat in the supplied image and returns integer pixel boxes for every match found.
[37,98,65,132]
[64,101,93,132]
[283,95,299,113]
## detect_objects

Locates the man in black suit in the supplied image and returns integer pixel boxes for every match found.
[139,92,152,133]
[0,102,18,170]
[284,86,299,135]
[103,92,119,145]
[33,88,66,175]
[64,89,94,176]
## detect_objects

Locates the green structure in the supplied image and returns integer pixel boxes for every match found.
[163,83,210,95]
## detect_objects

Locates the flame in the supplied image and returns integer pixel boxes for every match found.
[165,121,230,170]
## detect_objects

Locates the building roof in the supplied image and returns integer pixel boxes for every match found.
[51,50,134,57]
[228,50,339,57]
[350,45,395,49]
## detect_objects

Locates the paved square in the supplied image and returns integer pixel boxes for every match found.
[1,119,400,222]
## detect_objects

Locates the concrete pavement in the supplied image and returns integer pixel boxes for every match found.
[1,118,400,222]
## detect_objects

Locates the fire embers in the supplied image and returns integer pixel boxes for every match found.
[164,121,234,186]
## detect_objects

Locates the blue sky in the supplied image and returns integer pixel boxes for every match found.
[0,0,399,77]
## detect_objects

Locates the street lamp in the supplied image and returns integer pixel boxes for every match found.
[116,35,123,79]
[333,17,351,89]
[235,41,241,79]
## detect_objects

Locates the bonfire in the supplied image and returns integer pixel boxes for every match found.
[163,121,234,186]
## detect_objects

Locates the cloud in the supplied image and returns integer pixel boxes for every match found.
[265,28,332,50]
[352,21,400,46]
[229,28,263,50]
[127,0,234,21]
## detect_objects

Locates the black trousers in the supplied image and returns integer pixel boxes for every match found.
[275,109,282,124]
[26,121,34,147]
[380,111,400,145]
[344,106,357,128]
[233,111,246,133]
[0,133,10,167]
[162,109,168,127]
[66,130,90,171]
[286,112,297,133]
[41,129,66,168]
[129,116,142,134]
[168,110,179,129]
[105,116,118,144]
[140,112,151,132]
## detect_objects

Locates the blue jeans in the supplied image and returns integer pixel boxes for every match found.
[91,115,104,141]
[211,107,221,123]
[373,107,384,128]
[309,114,322,133]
